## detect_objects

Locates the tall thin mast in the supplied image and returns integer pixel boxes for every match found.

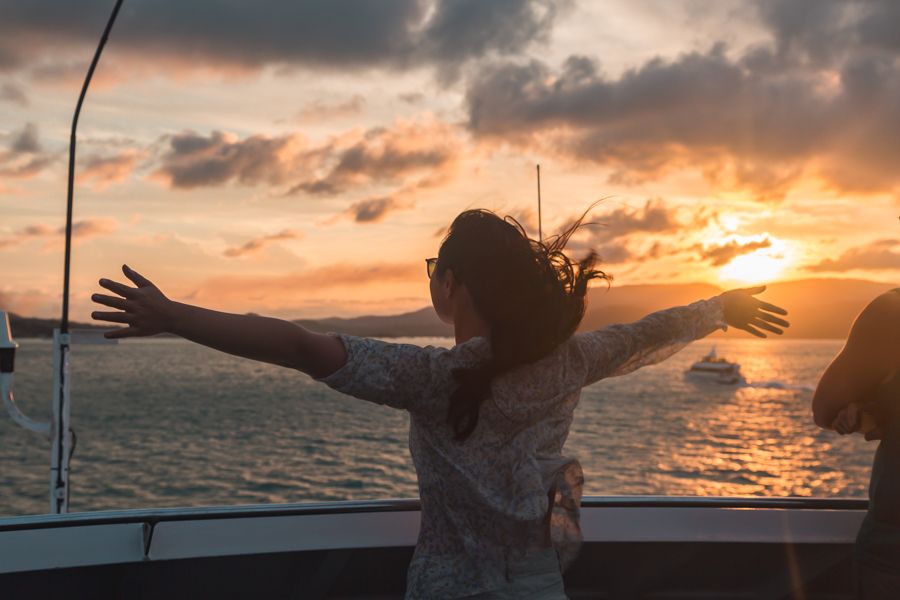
[61,0,124,334]
[536,164,542,242]
[53,0,124,514]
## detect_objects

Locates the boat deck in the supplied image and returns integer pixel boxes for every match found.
[0,496,866,599]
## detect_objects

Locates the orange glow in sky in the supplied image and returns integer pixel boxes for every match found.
[0,1,897,321]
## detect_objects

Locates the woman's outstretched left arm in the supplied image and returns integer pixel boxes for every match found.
[570,285,789,386]
[91,264,346,379]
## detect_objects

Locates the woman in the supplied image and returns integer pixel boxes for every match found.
[92,209,789,599]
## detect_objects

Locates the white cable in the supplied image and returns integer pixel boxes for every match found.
[1,373,50,438]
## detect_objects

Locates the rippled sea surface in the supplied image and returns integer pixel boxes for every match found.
[0,337,874,516]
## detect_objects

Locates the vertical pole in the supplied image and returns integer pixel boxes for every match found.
[50,329,71,513]
[61,0,124,335]
[536,164,542,242]
[53,0,123,514]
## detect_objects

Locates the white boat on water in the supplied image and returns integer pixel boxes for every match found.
[685,346,744,385]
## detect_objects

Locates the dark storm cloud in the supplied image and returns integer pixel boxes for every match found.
[0,0,564,78]
[756,0,900,61]
[153,131,299,189]
[154,120,461,196]
[420,0,564,80]
[805,239,900,273]
[292,128,458,196]
[754,0,851,65]
[465,0,900,197]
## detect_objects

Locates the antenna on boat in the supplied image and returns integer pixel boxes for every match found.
[1,0,124,515]
[536,164,542,242]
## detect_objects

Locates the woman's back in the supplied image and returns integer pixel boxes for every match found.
[318,295,729,598]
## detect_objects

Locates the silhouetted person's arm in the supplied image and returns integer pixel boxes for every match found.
[812,291,900,431]
[90,265,347,379]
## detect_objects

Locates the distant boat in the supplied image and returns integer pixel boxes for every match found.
[685,346,743,385]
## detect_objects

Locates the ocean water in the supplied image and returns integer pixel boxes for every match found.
[0,337,874,517]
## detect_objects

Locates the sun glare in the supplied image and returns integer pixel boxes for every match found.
[719,250,789,283]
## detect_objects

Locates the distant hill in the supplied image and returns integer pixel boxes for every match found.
[6,278,895,340]
[6,314,108,339]
[579,282,722,332]
[580,278,897,339]
[288,278,895,339]
[294,308,453,338]
[4,307,453,340]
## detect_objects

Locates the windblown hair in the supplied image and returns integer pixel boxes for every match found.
[437,207,611,440]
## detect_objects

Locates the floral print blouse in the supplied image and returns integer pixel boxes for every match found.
[317,296,727,599]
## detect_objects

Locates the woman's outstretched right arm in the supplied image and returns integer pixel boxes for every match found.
[91,264,346,379]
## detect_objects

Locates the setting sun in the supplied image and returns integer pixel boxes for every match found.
[719,250,789,283]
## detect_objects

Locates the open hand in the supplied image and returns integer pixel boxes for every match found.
[91,265,174,339]
[721,285,789,338]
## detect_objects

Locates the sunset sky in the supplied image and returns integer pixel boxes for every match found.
[1,0,898,321]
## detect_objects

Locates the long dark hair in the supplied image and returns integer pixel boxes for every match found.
[437,207,611,440]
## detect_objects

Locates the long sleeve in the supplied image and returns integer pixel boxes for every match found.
[568,296,728,387]
[315,334,449,412]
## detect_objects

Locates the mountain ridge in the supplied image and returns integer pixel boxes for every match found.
[5,278,895,340]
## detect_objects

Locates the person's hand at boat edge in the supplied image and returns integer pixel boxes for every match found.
[720,285,790,338]
[831,401,886,441]
[91,264,174,339]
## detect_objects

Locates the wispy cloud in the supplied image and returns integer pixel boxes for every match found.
[0,218,117,251]
[0,82,27,106]
[805,239,900,273]
[562,199,712,263]
[589,199,685,242]
[694,236,772,267]
[223,229,302,258]
[331,196,415,224]
[0,123,57,180]
[291,95,365,123]
[78,150,141,190]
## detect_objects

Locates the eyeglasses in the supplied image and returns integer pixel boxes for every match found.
[425,257,438,279]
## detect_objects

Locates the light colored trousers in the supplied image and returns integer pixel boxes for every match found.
[461,548,568,599]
